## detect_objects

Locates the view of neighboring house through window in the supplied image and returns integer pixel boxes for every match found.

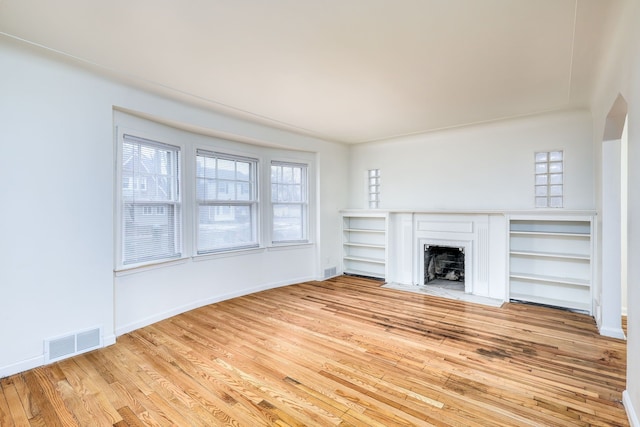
[368,169,380,209]
[196,150,258,253]
[534,151,563,208]
[120,134,182,265]
[271,161,309,243]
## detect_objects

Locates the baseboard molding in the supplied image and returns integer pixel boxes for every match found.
[599,325,627,340]
[624,390,640,427]
[115,275,315,336]
[0,355,44,379]
[0,332,117,379]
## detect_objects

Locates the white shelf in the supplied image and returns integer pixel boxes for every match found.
[509,272,590,288]
[344,269,386,279]
[342,213,388,280]
[509,292,591,312]
[510,230,589,238]
[344,255,386,264]
[509,250,590,261]
[344,242,386,249]
[508,215,593,314]
[344,228,386,234]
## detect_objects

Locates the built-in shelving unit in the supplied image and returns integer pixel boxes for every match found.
[342,211,388,280]
[508,215,593,313]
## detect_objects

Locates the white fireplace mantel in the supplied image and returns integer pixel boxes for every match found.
[381,211,508,300]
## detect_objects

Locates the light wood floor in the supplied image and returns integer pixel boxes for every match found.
[0,275,628,426]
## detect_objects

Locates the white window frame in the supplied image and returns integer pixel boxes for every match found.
[195,149,259,254]
[270,161,309,244]
[116,132,183,269]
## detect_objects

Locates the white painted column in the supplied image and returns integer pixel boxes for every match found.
[600,139,625,339]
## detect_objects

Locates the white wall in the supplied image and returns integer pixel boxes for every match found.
[0,36,348,377]
[348,110,594,211]
[589,0,640,424]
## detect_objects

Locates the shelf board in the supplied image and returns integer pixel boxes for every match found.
[344,255,386,265]
[509,250,590,261]
[509,272,590,288]
[344,242,386,249]
[509,292,590,312]
[509,230,589,238]
[344,228,386,234]
[344,269,385,279]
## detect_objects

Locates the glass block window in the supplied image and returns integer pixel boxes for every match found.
[368,169,380,209]
[535,151,563,208]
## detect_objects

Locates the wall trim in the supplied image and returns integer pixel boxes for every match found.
[0,355,44,379]
[599,325,627,340]
[0,333,116,379]
[624,390,639,427]
[115,275,315,336]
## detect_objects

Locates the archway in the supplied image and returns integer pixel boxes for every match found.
[599,94,627,339]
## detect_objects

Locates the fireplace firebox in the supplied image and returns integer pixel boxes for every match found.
[424,245,465,285]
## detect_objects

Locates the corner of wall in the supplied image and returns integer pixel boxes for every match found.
[624,390,640,427]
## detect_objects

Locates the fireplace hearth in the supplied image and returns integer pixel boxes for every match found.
[424,245,465,285]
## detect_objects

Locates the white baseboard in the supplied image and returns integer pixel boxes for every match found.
[599,325,627,340]
[0,355,44,379]
[624,390,639,427]
[0,332,117,379]
[115,275,315,336]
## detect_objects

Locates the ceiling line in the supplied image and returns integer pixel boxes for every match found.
[567,0,579,101]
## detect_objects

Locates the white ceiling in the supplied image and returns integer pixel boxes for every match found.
[0,0,622,143]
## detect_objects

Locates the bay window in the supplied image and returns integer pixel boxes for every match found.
[271,161,308,243]
[196,150,259,253]
[119,134,182,266]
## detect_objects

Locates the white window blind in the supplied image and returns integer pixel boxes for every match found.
[271,161,308,243]
[196,150,259,253]
[120,134,182,265]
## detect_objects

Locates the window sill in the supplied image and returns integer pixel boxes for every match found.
[114,257,189,277]
[267,242,314,252]
[192,246,265,262]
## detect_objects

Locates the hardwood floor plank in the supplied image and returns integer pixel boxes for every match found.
[0,276,629,426]
[0,377,28,427]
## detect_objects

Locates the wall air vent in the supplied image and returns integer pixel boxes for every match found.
[324,267,337,279]
[44,326,102,364]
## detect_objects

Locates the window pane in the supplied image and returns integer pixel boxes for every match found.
[549,162,563,173]
[549,151,563,161]
[535,175,548,185]
[121,135,181,266]
[196,151,258,252]
[550,196,563,208]
[535,186,548,196]
[535,197,548,208]
[550,185,563,196]
[123,203,180,264]
[273,204,303,241]
[271,162,308,243]
[550,174,563,184]
[198,205,256,252]
[535,163,548,174]
[236,182,250,201]
[535,152,548,162]
[236,161,250,181]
